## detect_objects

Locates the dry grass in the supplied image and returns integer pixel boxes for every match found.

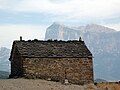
[0,79,119,90]
[96,82,120,90]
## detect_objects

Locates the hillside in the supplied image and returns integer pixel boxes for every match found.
[45,22,120,81]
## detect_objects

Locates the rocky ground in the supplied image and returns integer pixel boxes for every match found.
[0,79,119,90]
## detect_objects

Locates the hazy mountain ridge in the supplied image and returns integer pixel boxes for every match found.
[45,23,120,81]
[77,24,116,33]
[46,22,80,40]
[0,47,10,72]
[0,71,9,79]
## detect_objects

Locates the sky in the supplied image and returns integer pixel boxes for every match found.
[0,0,120,48]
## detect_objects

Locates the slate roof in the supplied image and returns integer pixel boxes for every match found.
[10,40,92,58]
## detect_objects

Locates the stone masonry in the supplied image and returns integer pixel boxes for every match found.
[9,39,94,85]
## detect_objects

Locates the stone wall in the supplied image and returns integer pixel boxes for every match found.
[22,57,93,85]
[10,48,23,78]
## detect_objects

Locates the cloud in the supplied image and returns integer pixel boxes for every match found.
[0,0,120,37]
[0,0,120,25]
[0,0,120,18]
[0,24,47,48]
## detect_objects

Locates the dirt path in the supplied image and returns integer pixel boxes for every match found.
[0,79,83,90]
[0,79,119,90]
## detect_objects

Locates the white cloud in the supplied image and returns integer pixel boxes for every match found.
[0,0,120,49]
[0,0,120,19]
[0,24,47,48]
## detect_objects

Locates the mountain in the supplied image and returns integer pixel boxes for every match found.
[0,47,10,72]
[94,78,107,83]
[0,71,9,79]
[45,22,120,81]
[45,22,80,40]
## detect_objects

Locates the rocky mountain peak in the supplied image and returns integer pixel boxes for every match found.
[48,22,66,29]
[85,24,116,33]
